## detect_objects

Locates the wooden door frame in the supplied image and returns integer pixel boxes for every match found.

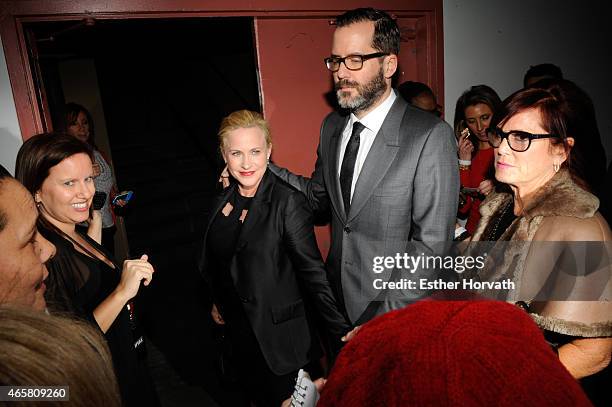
[0,0,444,139]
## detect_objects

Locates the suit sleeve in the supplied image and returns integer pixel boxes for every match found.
[379,121,459,315]
[268,119,332,224]
[411,120,459,244]
[283,192,351,339]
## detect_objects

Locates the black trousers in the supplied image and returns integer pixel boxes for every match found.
[223,322,298,407]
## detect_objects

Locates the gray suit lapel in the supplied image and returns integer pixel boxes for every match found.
[328,116,349,220]
[348,97,405,222]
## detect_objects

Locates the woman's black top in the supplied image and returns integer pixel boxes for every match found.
[206,189,255,338]
[40,223,157,407]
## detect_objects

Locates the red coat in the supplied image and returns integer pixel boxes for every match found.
[459,147,494,233]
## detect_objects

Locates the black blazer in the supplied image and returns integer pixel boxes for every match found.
[199,170,350,375]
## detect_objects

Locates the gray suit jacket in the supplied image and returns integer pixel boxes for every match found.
[270,95,459,323]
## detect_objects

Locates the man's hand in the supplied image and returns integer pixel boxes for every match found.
[211,303,225,325]
[280,377,326,407]
[341,325,361,342]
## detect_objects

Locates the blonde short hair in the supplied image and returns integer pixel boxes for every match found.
[218,110,272,151]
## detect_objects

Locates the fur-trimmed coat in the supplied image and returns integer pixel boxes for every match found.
[471,169,612,338]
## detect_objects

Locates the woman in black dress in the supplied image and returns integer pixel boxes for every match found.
[200,110,351,406]
[16,132,158,406]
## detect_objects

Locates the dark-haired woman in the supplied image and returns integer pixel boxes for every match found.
[16,133,158,406]
[469,80,611,403]
[454,85,502,234]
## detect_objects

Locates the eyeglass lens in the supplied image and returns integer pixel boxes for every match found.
[487,128,530,151]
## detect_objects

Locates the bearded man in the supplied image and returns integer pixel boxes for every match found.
[270,8,458,327]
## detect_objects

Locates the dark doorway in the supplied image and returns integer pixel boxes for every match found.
[25,17,261,405]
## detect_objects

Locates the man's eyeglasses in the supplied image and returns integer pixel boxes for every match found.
[324,52,389,72]
[486,127,559,152]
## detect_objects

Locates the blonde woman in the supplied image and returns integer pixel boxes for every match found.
[199,110,350,406]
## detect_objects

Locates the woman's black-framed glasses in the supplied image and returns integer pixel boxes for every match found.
[486,127,559,152]
[324,52,389,72]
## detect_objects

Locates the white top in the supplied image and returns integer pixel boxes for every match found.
[93,150,115,228]
[337,90,397,201]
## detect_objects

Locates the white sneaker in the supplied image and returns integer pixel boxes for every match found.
[290,369,320,407]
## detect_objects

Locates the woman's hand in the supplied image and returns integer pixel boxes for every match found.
[458,137,474,161]
[559,337,612,379]
[211,303,225,325]
[95,254,154,333]
[87,210,103,244]
[114,254,154,302]
[478,179,494,196]
[92,162,101,178]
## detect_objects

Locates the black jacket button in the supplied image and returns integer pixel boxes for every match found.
[344,226,351,233]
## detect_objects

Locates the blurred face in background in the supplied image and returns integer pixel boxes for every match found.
[67,111,90,143]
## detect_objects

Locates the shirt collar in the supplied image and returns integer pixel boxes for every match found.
[349,90,397,134]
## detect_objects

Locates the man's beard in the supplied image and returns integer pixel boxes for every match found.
[335,67,387,114]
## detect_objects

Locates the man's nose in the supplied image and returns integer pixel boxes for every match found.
[336,61,351,79]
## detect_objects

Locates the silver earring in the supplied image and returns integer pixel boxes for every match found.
[553,162,560,173]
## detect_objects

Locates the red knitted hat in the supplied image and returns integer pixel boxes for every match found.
[318,300,592,407]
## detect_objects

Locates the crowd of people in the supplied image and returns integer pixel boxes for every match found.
[0,6,610,407]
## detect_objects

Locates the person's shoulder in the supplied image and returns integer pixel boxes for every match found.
[322,110,348,129]
[398,104,452,136]
[270,174,308,205]
[92,149,108,163]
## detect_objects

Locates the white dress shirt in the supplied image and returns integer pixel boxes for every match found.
[338,90,397,202]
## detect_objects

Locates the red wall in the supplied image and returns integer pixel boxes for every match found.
[256,13,438,254]
[0,0,444,256]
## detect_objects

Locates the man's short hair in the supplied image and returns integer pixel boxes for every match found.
[335,8,400,55]
[0,164,12,233]
[523,63,563,87]
[398,81,434,103]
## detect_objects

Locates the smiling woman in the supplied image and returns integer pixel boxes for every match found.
[37,152,95,228]
[15,133,159,407]
[200,110,351,406]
